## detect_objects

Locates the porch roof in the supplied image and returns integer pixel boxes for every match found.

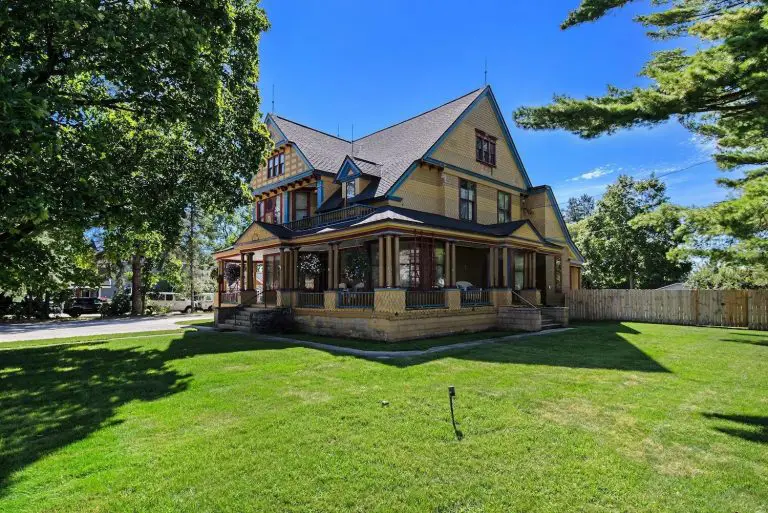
[217,206,561,259]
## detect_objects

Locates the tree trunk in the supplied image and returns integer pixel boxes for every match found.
[131,254,143,316]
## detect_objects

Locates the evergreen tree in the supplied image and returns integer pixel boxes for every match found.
[514,0,767,273]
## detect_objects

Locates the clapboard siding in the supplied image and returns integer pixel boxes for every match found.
[567,289,768,330]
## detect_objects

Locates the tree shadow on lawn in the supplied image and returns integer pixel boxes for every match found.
[0,331,298,494]
[0,326,665,494]
[703,413,768,444]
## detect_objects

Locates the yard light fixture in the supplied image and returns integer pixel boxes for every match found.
[448,386,462,440]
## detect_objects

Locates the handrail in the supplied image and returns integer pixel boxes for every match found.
[265,205,376,232]
[511,289,537,309]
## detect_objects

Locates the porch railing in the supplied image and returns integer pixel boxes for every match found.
[337,290,374,309]
[406,289,446,310]
[461,289,492,307]
[297,291,324,308]
[276,205,376,232]
[221,291,240,305]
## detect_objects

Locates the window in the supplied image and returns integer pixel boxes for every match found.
[513,253,525,291]
[399,239,445,289]
[267,152,285,178]
[554,256,562,293]
[293,191,310,220]
[459,179,476,221]
[264,254,281,290]
[497,191,511,223]
[475,130,496,166]
[257,195,281,223]
[345,180,356,201]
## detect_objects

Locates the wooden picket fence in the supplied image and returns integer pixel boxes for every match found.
[566,289,768,330]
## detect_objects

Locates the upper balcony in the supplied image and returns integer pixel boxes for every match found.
[263,204,377,232]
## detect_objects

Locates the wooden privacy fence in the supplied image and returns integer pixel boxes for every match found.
[567,289,768,330]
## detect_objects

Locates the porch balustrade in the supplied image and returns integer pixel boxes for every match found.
[221,292,240,305]
[460,289,492,307]
[337,291,374,309]
[297,291,324,308]
[405,289,446,310]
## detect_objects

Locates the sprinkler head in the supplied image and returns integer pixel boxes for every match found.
[448,386,455,397]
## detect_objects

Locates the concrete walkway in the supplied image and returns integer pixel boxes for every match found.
[0,314,211,343]
[261,328,572,359]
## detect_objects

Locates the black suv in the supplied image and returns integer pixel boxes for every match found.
[64,297,103,318]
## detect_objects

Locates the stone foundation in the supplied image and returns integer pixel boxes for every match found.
[497,306,541,332]
[293,307,498,342]
[540,307,569,327]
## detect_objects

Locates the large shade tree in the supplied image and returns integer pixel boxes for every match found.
[514,0,768,280]
[573,175,691,288]
[1,0,271,304]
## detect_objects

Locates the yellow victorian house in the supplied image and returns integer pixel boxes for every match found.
[213,86,583,341]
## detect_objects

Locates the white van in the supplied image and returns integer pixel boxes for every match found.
[147,292,199,313]
[195,293,214,311]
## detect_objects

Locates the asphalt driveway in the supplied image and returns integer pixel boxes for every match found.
[0,314,210,343]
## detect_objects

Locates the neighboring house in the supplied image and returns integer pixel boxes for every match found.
[213,86,584,340]
[657,282,690,290]
[72,279,122,299]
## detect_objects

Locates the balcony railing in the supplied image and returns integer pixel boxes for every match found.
[273,205,376,232]
[406,289,446,310]
[461,289,492,307]
[297,292,324,308]
[337,291,374,309]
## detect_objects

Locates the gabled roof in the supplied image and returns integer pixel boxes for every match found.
[268,87,486,198]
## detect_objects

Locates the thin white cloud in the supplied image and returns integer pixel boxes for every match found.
[568,165,617,181]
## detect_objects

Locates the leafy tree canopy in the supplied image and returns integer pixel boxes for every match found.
[573,175,691,288]
[1,0,271,296]
[564,194,596,223]
[515,0,767,273]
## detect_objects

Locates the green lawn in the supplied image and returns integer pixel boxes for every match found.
[284,329,523,351]
[1,323,766,512]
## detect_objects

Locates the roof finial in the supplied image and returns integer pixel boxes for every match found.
[271,84,275,114]
[484,58,488,86]
[351,123,354,156]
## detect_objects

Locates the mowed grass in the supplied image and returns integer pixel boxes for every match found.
[1,323,766,512]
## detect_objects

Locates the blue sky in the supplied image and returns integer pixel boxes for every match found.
[257,0,729,207]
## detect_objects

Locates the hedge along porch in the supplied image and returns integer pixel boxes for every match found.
[212,206,571,341]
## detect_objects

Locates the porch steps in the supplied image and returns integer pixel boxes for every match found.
[540,312,563,330]
[216,305,289,333]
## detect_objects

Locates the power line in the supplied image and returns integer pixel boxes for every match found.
[653,159,713,179]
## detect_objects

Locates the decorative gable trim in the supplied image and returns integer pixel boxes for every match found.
[264,114,315,172]
[334,156,362,184]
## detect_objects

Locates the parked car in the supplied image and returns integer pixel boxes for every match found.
[195,293,214,312]
[64,297,104,318]
[146,292,199,313]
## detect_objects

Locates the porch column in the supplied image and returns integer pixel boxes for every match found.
[393,235,401,288]
[327,244,334,289]
[279,248,286,289]
[385,235,393,288]
[332,244,340,289]
[445,241,451,287]
[218,260,225,292]
[502,247,509,288]
[451,242,457,287]
[292,248,299,289]
[487,247,493,288]
[246,253,254,291]
[378,236,385,288]
[239,253,246,291]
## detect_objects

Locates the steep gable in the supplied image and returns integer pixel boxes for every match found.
[425,92,531,191]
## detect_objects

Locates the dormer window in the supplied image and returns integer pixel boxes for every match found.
[267,152,285,178]
[475,130,496,167]
[345,180,356,201]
